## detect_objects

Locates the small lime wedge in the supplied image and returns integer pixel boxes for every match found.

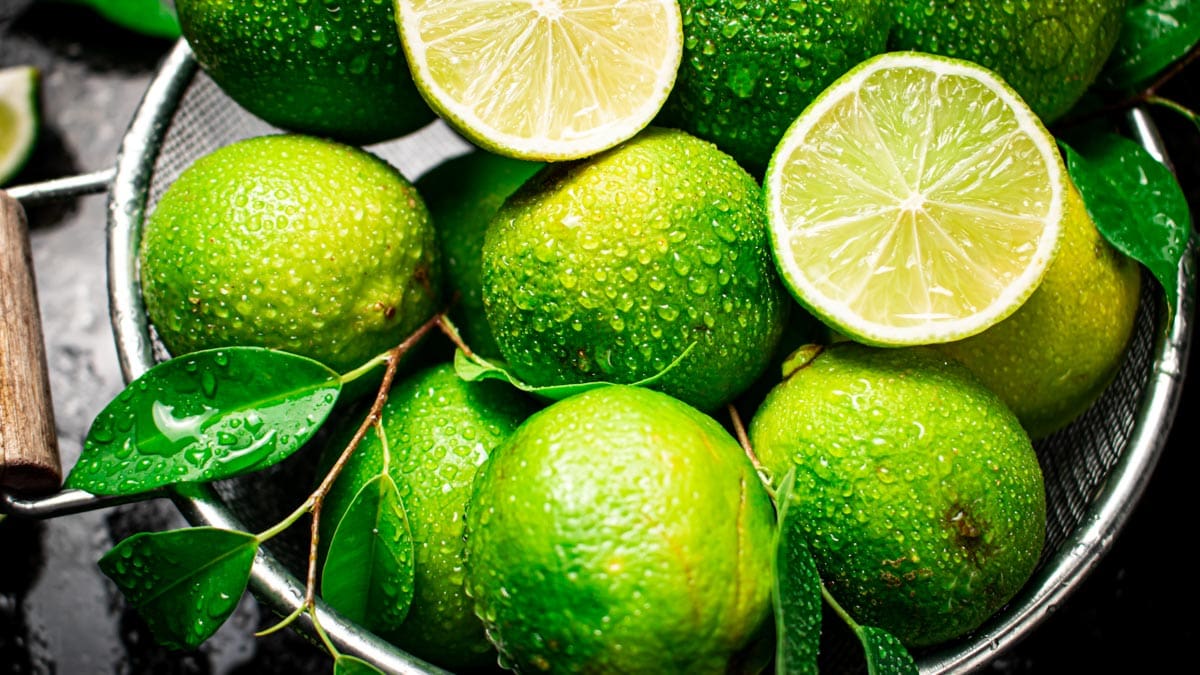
[396,0,682,161]
[0,65,40,187]
[765,52,1066,346]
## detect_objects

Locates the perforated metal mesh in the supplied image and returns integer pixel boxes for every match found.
[111,45,1192,674]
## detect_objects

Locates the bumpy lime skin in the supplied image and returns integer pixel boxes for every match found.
[319,364,537,671]
[417,150,544,359]
[889,0,1127,123]
[749,343,1046,648]
[657,0,892,175]
[465,385,776,674]
[482,127,789,412]
[176,0,434,144]
[139,134,441,374]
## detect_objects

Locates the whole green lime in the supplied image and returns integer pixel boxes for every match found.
[139,133,441,374]
[319,363,537,670]
[481,127,789,412]
[657,0,892,174]
[417,150,543,359]
[937,185,1141,439]
[176,0,434,144]
[749,342,1046,648]
[465,384,776,674]
[889,0,1127,122]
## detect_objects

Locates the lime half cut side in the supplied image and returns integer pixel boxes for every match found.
[0,65,39,187]
[396,0,682,161]
[765,51,1066,346]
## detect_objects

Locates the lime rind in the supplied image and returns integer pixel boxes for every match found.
[396,0,683,161]
[765,51,1065,347]
[0,65,40,187]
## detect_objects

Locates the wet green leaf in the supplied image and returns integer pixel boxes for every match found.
[321,473,415,631]
[772,469,821,675]
[56,0,181,39]
[67,347,342,496]
[857,625,918,675]
[453,341,697,400]
[334,654,387,675]
[1060,134,1191,321]
[99,527,258,650]
[1100,0,1200,91]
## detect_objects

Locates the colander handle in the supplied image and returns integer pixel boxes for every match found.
[0,190,62,495]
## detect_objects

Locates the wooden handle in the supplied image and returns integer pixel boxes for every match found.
[0,190,62,495]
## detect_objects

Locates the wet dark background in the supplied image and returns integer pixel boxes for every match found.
[2,2,1197,673]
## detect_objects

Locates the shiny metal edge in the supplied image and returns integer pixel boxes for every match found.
[105,40,449,675]
[0,486,165,518]
[107,38,195,383]
[916,107,1197,674]
[6,168,115,205]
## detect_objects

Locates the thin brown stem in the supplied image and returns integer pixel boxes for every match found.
[436,313,476,359]
[1055,41,1200,132]
[1145,40,1200,96]
[302,310,444,610]
[727,403,765,474]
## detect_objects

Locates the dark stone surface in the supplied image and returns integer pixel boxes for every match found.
[2,3,1197,673]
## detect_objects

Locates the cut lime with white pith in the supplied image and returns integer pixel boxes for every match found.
[765,52,1066,346]
[396,0,682,161]
[0,66,39,186]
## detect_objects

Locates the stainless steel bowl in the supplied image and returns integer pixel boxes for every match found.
[105,40,1197,674]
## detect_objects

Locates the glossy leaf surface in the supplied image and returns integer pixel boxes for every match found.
[772,469,821,675]
[1061,134,1191,320]
[321,473,416,631]
[67,347,342,495]
[453,341,696,401]
[858,625,918,675]
[1101,0,1200,91]
[98,527,258,649]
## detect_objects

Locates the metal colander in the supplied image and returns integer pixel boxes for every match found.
[97,40,1196,674]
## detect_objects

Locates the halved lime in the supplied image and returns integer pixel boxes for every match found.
[765,52,1066,346]
[396,0,682,161]
[0,65,39,187]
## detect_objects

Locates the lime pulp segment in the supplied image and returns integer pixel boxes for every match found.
[766,53,1064,346]
[397,0,683,160]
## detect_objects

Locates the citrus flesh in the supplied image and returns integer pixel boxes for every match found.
[138,134,441,374]
[465,384,775,673]
[318,364,537,670]
[482,127,789,412]
[0,65,38,186]
[936,184,1142,439]
[396,0,683,161]
[748,342,1046,648]
[765,51,1066,346]
[176,0,434,145]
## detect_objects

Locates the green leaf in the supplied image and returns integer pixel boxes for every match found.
[98,527,258,649]
[1060,134,1191,320]
[1100,0,1200,92]
[772,469,821,675]
[452,341,697,401]
[856,625,918,675]
[67,347,342,496]
[59,0,182,39]
[334,654,387,675]
[321,473,415,631]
